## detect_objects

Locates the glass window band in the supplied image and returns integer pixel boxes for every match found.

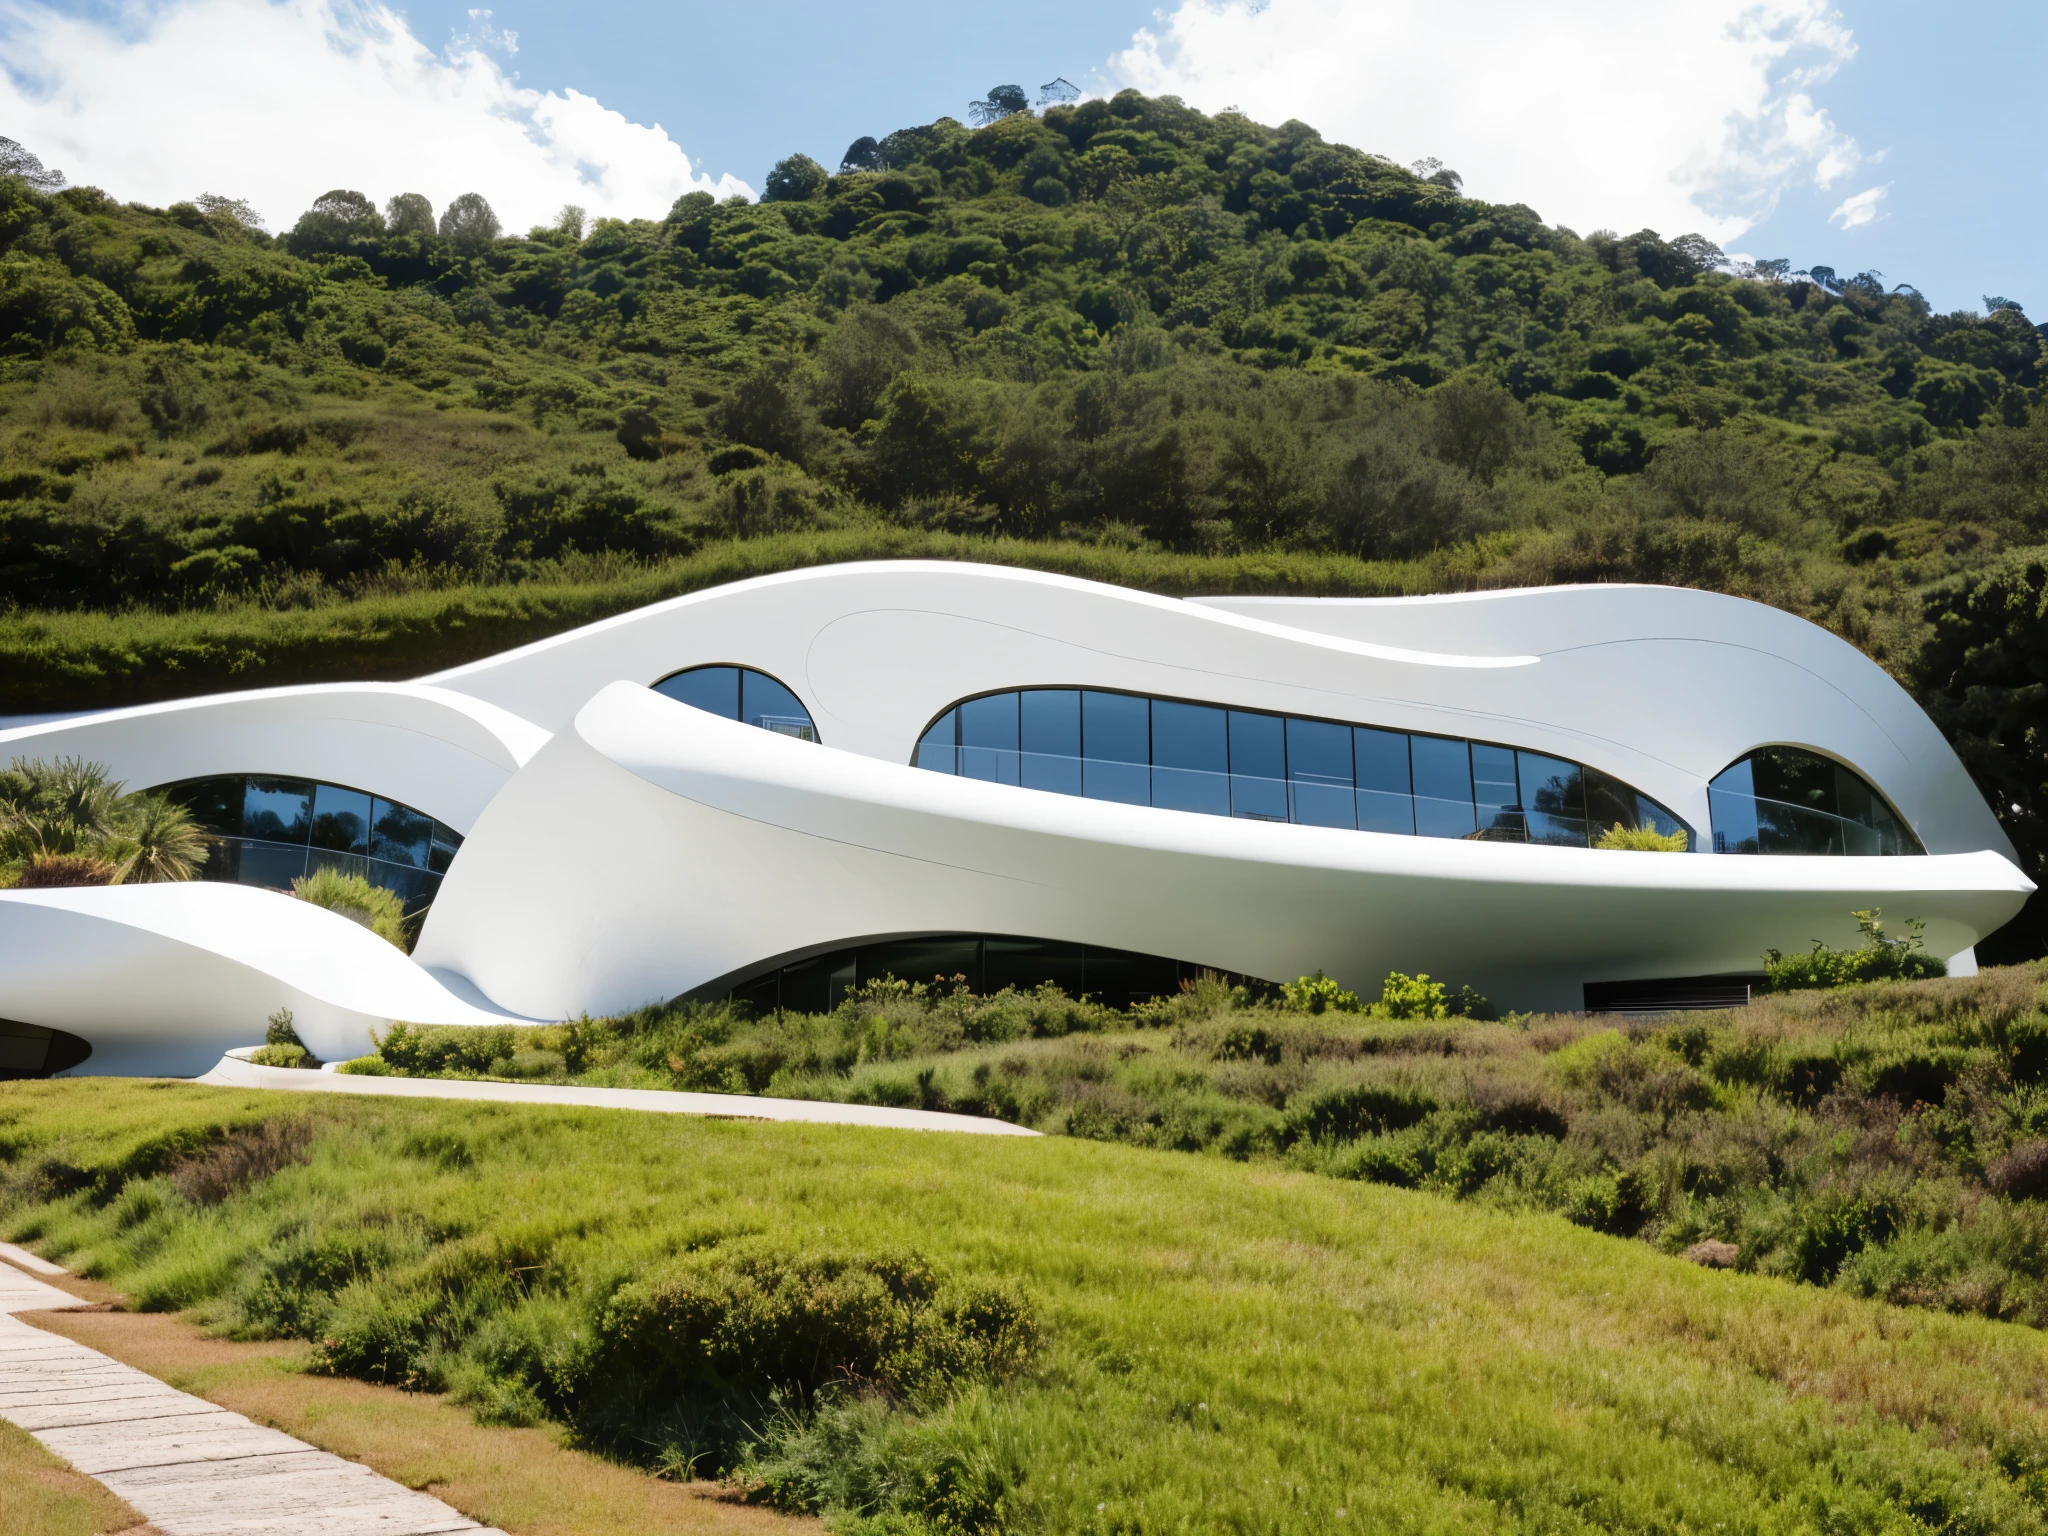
[910,686,1696,852]
[150,775,465,912]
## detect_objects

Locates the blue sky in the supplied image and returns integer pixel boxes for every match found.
[0,0,2035,316]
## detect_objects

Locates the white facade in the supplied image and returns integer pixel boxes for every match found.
[0,562,2031,1076]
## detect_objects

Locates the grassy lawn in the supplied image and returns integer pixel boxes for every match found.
[355,963,2048,1330]
[7,1078,2048,1533]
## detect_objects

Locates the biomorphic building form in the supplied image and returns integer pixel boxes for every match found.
[0,563,2030,1075]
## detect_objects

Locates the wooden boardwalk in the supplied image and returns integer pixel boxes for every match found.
[0,1255,505,1536]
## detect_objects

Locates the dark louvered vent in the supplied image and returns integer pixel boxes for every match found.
[1582,976,1759,1015]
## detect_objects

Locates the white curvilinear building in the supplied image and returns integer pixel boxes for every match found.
[0,561,2031,1077]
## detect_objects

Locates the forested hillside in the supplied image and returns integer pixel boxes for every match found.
[3,93,2047,950]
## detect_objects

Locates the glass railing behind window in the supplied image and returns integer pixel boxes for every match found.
[912,688,1694,851]
[151,775,464,911]
[1708,747,1922,856]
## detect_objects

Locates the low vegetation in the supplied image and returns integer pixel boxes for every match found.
[340,960,2048,1330]
[0,754,205,888]
[8,1078,2048,1532]
[0,1415,144,1536]
[290,866,409,949]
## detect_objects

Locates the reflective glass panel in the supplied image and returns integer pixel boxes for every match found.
[740,670,817,741]
[654,665,740,719]
[310,784,372,854]
[1708,747,1919,856]
[429,821,463,874]
[1584,766,1640,839]
[1152,700,1228,816]
[1287,717,1354,829]
[1229,710,1288,820]
[242,778,311,844]
[960,693,1021,785]
[371,798,432,868]
[176,777,243,837]
[1411,736,1476,839]
[915,709,958,773]
[1354,727,1414,835]
[236,840,307,890]
[1081,691,1148,805]
[1471,743,1522,841]
[1020,690,1081,795]
[1518,751,1587,847]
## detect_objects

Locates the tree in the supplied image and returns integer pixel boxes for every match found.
[1037,77,1080,108]
[968,85,1030,126]
[438,192,502,248]
[309,189,382,229]
[385,192,435,236]
[762,154,828,203]
[1410,158,1462,192]
[839,136,883,174]
[194,194,264,233]
[0,137,64,192]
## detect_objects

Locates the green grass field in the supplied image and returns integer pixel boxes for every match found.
[6,1078,2048,1533]
[351,964,2048,1333]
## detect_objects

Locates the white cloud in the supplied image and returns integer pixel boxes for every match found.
[0,0,750,234]
[1828,184,1888,230]
[1105,0,1861,243]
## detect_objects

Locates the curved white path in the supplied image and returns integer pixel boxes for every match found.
[197,1052,1041,1136]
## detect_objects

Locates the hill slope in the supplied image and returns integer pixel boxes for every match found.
[8,1078,2048,1533]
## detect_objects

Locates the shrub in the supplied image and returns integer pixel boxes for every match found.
[1281,971,1364,1014]
[1988,1140,2048,1200]
[249,1005,319,1068]
[15,852,115,887]
[292,867,409,949]
[1378,971,1450,1019]
[1596,823,1690,852]
[1763,909,1947,992]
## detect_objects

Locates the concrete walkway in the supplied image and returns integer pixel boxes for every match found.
[196,1051,1041,1135]
[0,1252,506,1536]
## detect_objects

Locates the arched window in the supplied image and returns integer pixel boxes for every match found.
[652,666,818,742]
[152,776,464,910]
[914,688,1693,851]
[1708,747,1923,855]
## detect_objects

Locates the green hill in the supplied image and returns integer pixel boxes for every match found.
[3,94,2047,951]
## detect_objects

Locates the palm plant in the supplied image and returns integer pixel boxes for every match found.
[0,756,208,887]
[0,756,127,861]
[105,793,209,883]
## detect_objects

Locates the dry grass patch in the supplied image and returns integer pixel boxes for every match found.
[0,1416,148,1536]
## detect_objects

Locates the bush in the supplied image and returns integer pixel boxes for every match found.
[1595,823,1690,852]
[248,1006,318,1068]
[292,867,409,949]
[1763,909,1947,992]
[1988,1140,2048,1201]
